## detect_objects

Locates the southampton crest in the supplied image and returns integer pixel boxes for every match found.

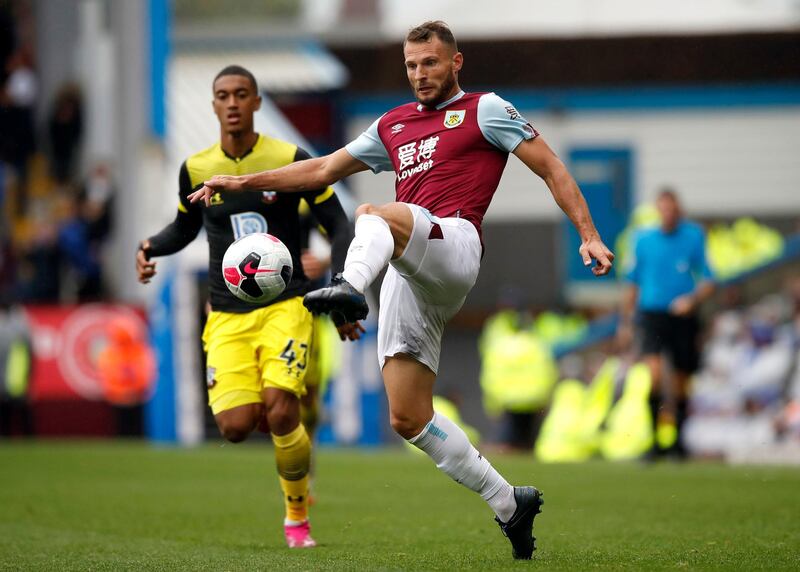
[443,109,466,129]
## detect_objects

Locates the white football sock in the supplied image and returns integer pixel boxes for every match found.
[341,214,394,293]
[408,412,518,522]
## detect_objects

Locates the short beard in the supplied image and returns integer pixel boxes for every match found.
[417,72,457,108]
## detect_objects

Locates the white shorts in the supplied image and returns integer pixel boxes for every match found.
[377,204,482,373]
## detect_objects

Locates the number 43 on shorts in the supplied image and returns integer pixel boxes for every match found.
[279,338,308,375]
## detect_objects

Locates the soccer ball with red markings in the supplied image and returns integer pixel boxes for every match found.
[222,233,293,304]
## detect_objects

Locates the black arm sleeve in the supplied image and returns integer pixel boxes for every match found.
[294,147,353,274]
[147,162,203,257]
[307,192,353,274]
[298,210,314,251]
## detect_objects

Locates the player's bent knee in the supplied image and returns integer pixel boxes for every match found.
[218,422,253,443]
[390,412,428,440]
[267,412,296,436]
[215,404,261,443]
[355,203,376,218]
[265,397,301,436]
[216,411,258,442]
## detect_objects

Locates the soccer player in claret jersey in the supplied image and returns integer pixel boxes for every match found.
[189,23,614,559]
[136,65,356,549]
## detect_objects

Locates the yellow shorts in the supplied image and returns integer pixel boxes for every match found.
[202,297,313,415]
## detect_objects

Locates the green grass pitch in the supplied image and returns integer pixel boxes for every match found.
[1,441,798,571]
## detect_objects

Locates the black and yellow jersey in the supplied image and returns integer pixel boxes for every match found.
[147,134,352,313]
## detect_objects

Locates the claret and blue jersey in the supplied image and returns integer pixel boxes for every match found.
[345,90,539,237]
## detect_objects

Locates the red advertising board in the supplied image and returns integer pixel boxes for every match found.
[21,304,151,436]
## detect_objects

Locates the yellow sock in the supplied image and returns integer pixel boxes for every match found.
[272,424,311,523]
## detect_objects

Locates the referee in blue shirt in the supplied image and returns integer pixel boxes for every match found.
[618,189,715,458]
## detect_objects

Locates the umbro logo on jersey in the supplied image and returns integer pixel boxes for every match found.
[443,110,465,129]
[261,191,277,204]
[391,123,405,134]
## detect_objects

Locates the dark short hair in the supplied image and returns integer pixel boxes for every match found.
[405,20,458,52]
[657,187,680,203]
[213,65,258,92]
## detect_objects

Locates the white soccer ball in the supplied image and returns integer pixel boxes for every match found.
[222,233,293,304]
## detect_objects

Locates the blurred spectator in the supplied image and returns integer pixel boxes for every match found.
[81,162,114,241]
[706,218,784,280]
[0,160,5,214]
[617,189,715,459]
[0,298,33,437]
[698,275,797,435]
[58,190,105,302]
[0,6,14,83]
[16,212,61,303]
[13,163,113,303]
[0,229,14,303]
[0,47,37,216]
[693,312,746,415]
[535,357,619,463]
[729,297,794,410]
[687,284,799,458]
[97,316,155,405]
[774,277,800,441]
[599,362,654,461]
[48,83,83,184]
[96,315,156,436]
[479,285,558,451]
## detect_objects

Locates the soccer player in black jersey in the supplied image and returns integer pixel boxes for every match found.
[135,65,356,548]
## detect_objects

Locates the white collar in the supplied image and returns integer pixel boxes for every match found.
[417,90,466,112]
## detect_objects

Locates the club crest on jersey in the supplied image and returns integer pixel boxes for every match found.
[443,110,465,129]
[524,123,539,138]
[261,191,278,204]
[209,192,224,206]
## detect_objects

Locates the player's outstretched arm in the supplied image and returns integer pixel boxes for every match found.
[136,212,203,284]
[188,148,369,206]
[138,163,204,283]
[513,137,614,276]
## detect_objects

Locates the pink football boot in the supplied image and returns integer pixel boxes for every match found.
[284,520,317,548]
